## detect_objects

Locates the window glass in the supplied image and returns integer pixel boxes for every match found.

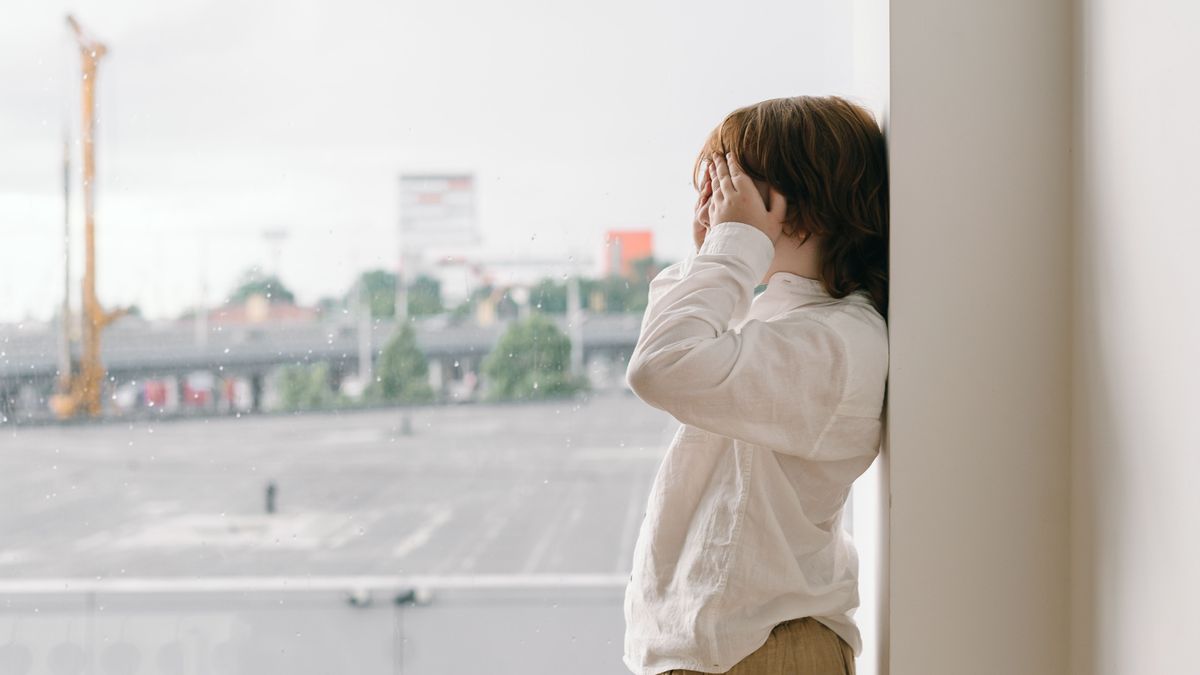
[0,2,866,673]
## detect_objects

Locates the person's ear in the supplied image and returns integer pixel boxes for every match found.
[751,178,771,210]
[793,231,812,248]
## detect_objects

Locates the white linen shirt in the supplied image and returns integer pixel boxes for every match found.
[622,220,888,675]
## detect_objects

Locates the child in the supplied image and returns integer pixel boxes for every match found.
[622,96,889,675]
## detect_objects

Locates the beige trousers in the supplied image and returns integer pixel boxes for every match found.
[658,617,856,675]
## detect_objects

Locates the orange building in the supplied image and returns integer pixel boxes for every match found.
[604,229,654,278]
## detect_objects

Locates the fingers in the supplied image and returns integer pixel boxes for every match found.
[711,152,734,194]
[712,152,758,204]
[697,171,713,211]
[726,153,760,197]
[725,152,744,178]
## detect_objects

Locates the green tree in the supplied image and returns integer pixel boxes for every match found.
[580,275,649,314]
[370,322,435,403]
[344,270,442,318]
[315,296,342,318]
[529,278,568,314]
[276,363,336,410]
[450,284,519,322]
[407,274,444,317]
[630,255,670,284]
[481,314,589,401]
[585,255,671,314]
[354,269,398,318]
[230,268,296,304]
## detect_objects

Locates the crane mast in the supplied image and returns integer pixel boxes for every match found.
[52,15,124,419]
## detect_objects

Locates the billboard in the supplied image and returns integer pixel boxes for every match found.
[399,173,479,251]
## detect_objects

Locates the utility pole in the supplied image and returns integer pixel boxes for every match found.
[57,124,72,392]
[357,277,373,386]
[262,228,289,278]
[566,272,584,377]
[52,15,125,418]
[395,249,410,323]
[194,236,209,350]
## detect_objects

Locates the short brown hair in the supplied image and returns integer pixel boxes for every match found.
[693,96,889,318]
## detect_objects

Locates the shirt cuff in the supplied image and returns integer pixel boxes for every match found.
[698,221,776,274]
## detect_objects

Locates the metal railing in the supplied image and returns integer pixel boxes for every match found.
[0,575,628,674]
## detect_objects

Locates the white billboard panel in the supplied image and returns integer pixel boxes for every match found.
[399,174,479,251]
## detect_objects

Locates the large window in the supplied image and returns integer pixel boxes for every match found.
[0,2,867,673]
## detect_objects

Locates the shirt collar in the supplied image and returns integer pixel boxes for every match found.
[755,271,873,308]
[765,271,828,295]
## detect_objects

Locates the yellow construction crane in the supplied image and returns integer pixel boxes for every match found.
[51,15,125,419]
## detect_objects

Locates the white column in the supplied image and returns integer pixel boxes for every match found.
[887,1,1073,674]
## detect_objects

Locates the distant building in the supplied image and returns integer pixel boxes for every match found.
[418,248,594,305]
[604,229,653,278]
[427,254,486,307]
[207,294,318,325]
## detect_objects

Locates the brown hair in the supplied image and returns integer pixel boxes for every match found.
[693,96,889,318]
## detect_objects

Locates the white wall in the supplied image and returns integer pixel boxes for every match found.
[887,1,1073,674]
[1072,2,1200,674]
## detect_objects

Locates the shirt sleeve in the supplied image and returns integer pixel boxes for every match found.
[625,221,847,458]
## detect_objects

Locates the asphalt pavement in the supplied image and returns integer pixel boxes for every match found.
[0,391,676,580]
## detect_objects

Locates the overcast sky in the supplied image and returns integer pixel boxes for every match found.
[0,0,855,321]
